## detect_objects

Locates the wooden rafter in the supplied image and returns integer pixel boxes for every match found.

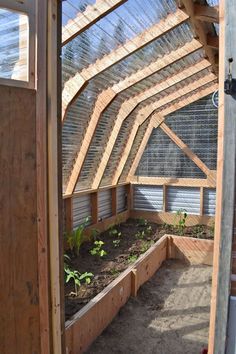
[126,81,218,180]
[62,9,189,118]
[194,4,219,23]
[110,59,211,184]
[130,176,216,188]
[91,72,216,189]
[180,0,219,74]
[65,39,202,195]
[62,0,127,46]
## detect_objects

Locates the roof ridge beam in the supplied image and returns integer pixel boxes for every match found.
[62,9,189,118]
[62,0,127,46]
[64,39,202,195]
[91,72,216,189]
[126,81,217,181]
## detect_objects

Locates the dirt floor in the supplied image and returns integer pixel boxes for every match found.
[65,219,214,320]
[86,259,212,354]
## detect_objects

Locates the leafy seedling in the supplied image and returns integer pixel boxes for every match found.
[128,254,138,263]
[175,209,188,236]
[66,216,90,256]
[137,218,148,227]
[140,240,154,253]
[65,268,93,296]
[90,240,107,257]
[113,239,121,248]
[135,230,145,240]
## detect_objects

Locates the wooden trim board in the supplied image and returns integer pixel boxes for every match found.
[65,235,214,353]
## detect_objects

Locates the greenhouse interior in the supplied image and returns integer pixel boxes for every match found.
[1,0,236,353]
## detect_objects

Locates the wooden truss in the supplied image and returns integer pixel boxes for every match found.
[62,9,189,118]
[62,0,127,46]
[126,82,218,185]
[65,39,202,195]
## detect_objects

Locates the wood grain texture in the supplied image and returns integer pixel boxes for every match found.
[0,86,40,354]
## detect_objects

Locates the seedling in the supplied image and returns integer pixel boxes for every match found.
[140,240,154,253]
[109,268,120,276]
[113,239,121,248]
[175,209,188,235]
[109,225,122,238]
[137,218,148,227]
[67,216,90,256]
[135,230,145,240]
[128,254,138,263]
[90,240,107,257]
[64,268,94,296]
[145,225,152,235]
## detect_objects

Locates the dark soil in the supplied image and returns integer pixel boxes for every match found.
[65,219,214,321]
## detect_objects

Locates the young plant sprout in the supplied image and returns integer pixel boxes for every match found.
[65,268,94,296]
[90,240,107,257]
[66,216,91,256]
[175,209,188,236]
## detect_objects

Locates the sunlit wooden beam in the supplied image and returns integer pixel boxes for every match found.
[62,0,127,46]
[62,9,189,119]
[64,40,202,196]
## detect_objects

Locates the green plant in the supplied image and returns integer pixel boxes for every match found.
[109,268,120,276]
[135,230,145,240]
[64,254,71,270]
[64,268,94,296]
[145,225,152,235]
[113,239,121,248]
[90,240,107,257]
[108,225,122,238]
[67,216,90,256]
[175,209,188,235]
[140,240,154,253]
[128,254,138,263]
[137,218,148,227]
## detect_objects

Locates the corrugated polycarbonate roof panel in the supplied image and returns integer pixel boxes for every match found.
[62,0,178,83]
[119,118,151,183]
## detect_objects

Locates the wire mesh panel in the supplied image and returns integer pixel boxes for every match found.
[133,185,163,211]
[203,188,216,216]
[72,194,91,229]
[98,189,112,220]
[167,187,200,215]
[136,127,206,178]
[117,185,127,213]
[165,94,218,170]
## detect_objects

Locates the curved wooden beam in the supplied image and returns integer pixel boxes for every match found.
[62,9,189,118]
[64,39,202,195]
[62,0,127,46]
[180,0,218,74]
[108,59,211,184]
[126,81,218,180]
[194,4,219,24]
[91,72,216,189]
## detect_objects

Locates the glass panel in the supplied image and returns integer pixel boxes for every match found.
[0,8,28,81]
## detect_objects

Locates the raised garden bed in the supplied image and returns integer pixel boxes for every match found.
[65,219,214,320]
[64,218,214,354]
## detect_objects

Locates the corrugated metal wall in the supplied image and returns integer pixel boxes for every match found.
[167,186,200,214]
[133,185,163,211]
[72,194,91,229]
[98,189,112,220]
[117,185,127,213]
[203,188,216,216]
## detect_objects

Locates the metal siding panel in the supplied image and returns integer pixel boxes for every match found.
[117,185,127,213]
[203,188,216,216]
[72,194,91,229]
[167,187,200,215]
[98,189,112,220]
[133,185,163,211]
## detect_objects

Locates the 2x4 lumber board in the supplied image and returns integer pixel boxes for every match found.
[194,4,219,24]
[62,0,127,46]
[200,187,204,216]
[130,176,216,188]
[168,235,214,266]
[65,40,202,195]
[160,122,211,177]
[207,35,219,49]
[92,73,215,189]
[208,0,236,352]
[180,0,218,74]
[111,59,211,184]
[130,210,214,227]
[64,197,73,233]
[62,9,189,117]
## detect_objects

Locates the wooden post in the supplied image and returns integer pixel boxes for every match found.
[163,185,167,212]
[208,0,236,352]
[64,197,73,233]
[111,187,117,216]
[200,187,204,216]
[91,192,98,224]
